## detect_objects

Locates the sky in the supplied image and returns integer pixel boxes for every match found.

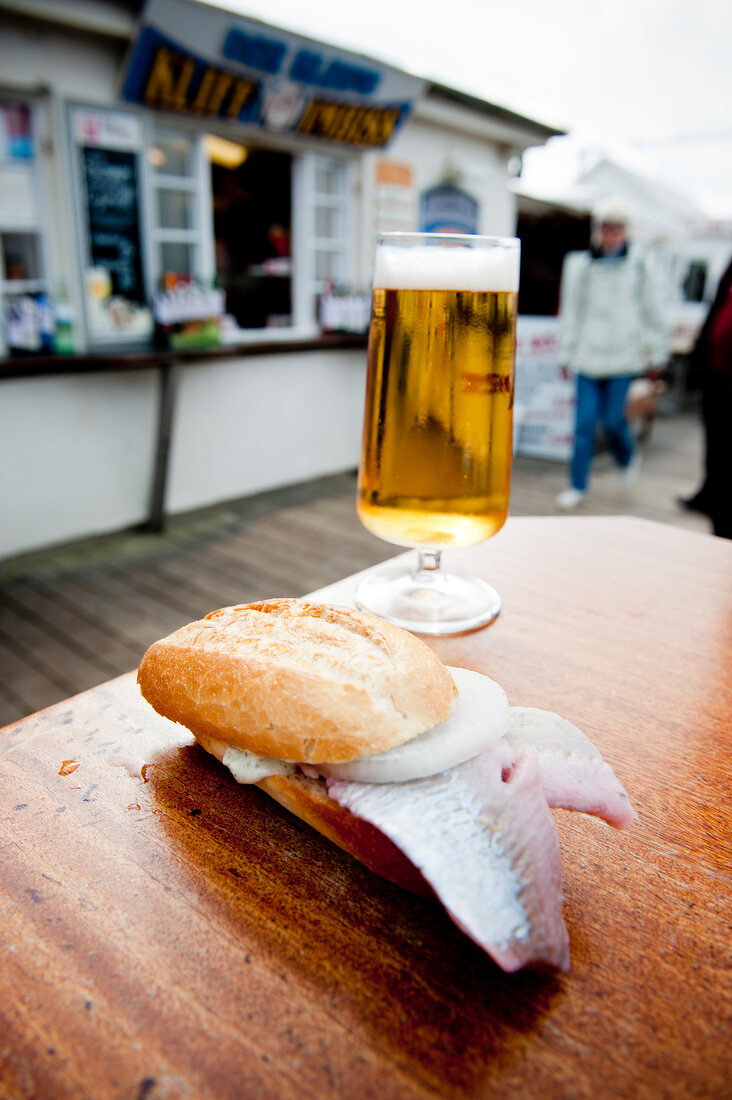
[210,0,732,218]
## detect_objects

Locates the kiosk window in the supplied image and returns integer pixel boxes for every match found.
[210,144,292,330]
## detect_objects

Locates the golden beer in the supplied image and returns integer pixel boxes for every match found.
[358,283,517,549]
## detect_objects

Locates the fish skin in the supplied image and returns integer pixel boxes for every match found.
[506,707,638,829]
[328,740,570,973]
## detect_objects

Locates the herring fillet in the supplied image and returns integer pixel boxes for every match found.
[328,740,570,972]
[507,707,638,828]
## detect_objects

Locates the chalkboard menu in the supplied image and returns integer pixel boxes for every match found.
[81,146,145,303]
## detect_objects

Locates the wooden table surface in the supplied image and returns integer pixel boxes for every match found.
[1,516,730,1100]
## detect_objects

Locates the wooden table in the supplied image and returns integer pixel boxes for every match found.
[1,516,730,1100]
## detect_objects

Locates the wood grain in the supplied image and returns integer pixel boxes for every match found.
[1,516,730,1099]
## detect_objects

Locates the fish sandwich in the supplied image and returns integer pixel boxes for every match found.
[137,598,636,972]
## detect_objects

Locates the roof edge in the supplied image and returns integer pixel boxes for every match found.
[427,81,565,141]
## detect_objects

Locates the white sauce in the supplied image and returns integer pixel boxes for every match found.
[220,667,508,785]
[222,747,296,784]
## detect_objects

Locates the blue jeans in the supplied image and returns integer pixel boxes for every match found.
[571,374,636,492]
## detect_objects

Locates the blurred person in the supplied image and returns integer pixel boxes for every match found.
[555,199,669,510]
[679,255,732,538]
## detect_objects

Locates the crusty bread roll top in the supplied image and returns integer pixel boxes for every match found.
[137,599,456,763]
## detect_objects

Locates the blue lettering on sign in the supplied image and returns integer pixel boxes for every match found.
[222,27,286,74]
[289,49,380,94]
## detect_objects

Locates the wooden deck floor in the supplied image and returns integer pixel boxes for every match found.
[0,409,710,727]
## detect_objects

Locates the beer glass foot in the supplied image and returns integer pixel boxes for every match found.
[355,552,501,636]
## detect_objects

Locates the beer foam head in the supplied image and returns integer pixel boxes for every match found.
[374,235,520,292]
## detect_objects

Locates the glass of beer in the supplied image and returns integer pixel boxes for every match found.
[355,231,520,635]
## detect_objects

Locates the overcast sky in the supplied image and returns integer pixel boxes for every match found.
[213,0,732,217]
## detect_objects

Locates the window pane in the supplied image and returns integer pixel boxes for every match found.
[314,157,343,195]
[149,134,194,177]
[1,232,41,280]
[160,241,194,278]
[157,188,194,230]
[315,206,340,239]
[682,261,707,303]
[315,249,341,281]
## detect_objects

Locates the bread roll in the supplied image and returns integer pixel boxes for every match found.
[137,599,456,763]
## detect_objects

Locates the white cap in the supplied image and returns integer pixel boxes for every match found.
[592,196,631,227]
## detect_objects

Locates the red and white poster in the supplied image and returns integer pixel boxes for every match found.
[514,316,575,461]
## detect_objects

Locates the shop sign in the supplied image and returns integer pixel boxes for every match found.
[122,0,424,148]
[419,186,479,234]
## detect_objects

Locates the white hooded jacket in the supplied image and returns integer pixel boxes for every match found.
[558,244,669,378]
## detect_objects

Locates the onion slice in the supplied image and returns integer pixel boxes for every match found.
[317,667,508,783]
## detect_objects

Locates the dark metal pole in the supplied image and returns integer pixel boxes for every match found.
[144,361,178,532]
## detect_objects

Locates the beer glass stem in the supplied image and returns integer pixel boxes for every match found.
[414,548,442,580]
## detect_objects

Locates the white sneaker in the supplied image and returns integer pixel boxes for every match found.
[556,487,586,510]
[619,453,642,488]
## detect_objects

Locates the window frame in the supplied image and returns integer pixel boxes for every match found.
[293,150,353,331]
[143,126,215,291]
